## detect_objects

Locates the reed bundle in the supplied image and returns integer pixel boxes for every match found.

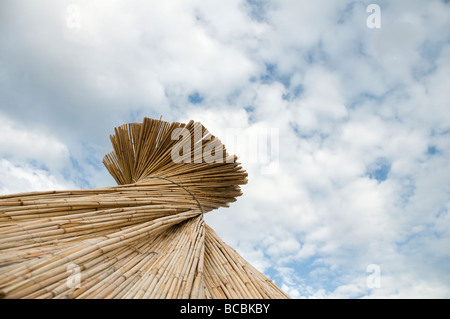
[0,117,289,299]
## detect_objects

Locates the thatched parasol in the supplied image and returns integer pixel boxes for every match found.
[0,117,289,299]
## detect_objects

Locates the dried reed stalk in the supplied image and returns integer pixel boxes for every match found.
[0,117,288,299]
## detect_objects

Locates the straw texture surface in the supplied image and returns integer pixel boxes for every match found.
[0,117,289,299]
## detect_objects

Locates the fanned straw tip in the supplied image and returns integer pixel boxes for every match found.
[102,117,247,210]
[0,117,289,299]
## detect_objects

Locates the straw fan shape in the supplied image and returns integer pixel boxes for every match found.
[0,117,289,299]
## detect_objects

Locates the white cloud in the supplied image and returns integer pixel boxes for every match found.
[0,113,79,194]
[0,159,75,195]
[0,113,70,171]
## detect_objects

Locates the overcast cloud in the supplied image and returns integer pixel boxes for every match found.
[1,0,449,298]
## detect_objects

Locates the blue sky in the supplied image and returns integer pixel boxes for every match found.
[1,0,449,298]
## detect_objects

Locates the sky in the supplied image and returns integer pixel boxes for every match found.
[1,0,449,298]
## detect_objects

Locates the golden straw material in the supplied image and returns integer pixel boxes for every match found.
[0,117,289,299]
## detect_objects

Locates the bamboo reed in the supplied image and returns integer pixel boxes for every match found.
[0,117,289,299]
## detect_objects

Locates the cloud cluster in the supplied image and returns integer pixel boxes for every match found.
[1,0,449,298]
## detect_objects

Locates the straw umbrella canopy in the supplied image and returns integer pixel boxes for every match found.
[0,117,289,299]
